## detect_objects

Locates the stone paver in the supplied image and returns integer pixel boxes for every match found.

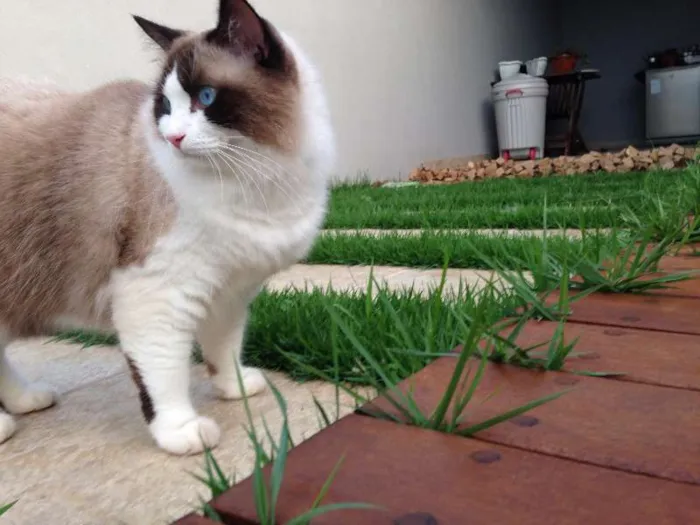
[267,264,505,295]
[1,340,358,525]
[6,338,125,395]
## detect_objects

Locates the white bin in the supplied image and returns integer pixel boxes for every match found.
[492,73,549,160]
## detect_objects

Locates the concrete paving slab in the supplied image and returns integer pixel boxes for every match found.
[6,338,124,395]
[1,356,359,525]
[266,264,506,296]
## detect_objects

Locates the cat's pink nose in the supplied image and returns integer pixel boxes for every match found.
[166,133,186,149]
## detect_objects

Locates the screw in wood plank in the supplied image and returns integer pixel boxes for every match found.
[510,415,540,428]
[603,329,626,337]
[555,376,580,386]
[470,450,502,464]
[394,512,438,524]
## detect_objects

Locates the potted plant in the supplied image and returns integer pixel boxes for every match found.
[550,49,586,74]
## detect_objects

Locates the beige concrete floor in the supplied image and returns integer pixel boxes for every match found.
[2,264,504,525]
[1,338,360,525]
[267,264,502,295]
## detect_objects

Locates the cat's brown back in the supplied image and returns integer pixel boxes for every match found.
[0,79,176,336]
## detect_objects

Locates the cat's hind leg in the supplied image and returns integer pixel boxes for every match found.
[0,342,56,417]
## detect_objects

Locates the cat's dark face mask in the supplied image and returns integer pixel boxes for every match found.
[134,0,301,157]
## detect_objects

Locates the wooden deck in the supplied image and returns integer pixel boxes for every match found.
[174,254,700,525]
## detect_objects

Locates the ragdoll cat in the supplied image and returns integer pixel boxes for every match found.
[0,0,334,455]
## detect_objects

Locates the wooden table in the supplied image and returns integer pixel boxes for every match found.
[544,69,601,156]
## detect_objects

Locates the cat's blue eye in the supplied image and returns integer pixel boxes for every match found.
[197,86,217,107]
[161,95,171,114]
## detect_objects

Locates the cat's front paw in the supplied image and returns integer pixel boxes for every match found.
[2,385,57,415]
[151,415,221,456]
[0,412,16,444]
[213,367,267,400]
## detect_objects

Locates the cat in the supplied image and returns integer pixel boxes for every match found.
[0,0,334,455]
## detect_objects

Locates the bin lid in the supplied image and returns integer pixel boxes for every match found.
[492,73,548,99]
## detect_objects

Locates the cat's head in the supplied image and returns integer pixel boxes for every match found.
[134,0,300,158]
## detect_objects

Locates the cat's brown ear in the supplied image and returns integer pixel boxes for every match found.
[207,0,271,62]
[133,15,184,51]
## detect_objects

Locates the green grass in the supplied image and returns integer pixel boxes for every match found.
[568,231,697,293]
[247,278,558,384]
[620,168,700,243]
[59,279,527,385]
[326,169,696,230]
[306,230,618,269]
[191,286,571,521]
[194,373,376,523]
[487,317,580,371]
[0,501,16,517]
[246,284,521,384]
[59,273,587,388]
[283,273,570,436]
[484,223,697,295]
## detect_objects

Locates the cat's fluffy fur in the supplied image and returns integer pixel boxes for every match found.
[0,0,334,454]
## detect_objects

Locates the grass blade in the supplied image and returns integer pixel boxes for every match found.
[309,455,346,510]
[268,381,291,514]
[286,503,381,525]
[327,305,425,425]
[459,389,569,436]
[313,394,333,429]
[0,501,17,517]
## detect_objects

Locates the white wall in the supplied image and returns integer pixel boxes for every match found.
[0,1,559,181]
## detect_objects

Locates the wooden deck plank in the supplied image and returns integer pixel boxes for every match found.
[555,293,700,335]
[574,255,700,299]
[637,255,700,298]
[657,255,700,272]
[648,278,700,299]
[211,415,700,525]
[367,359,700,485]
[498,321,700,390]
[671,244,700,256]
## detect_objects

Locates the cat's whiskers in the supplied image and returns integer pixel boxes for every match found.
[217,144,284,180]
[187,139,226,201]
[218,147,302,212]
[215,142,303,205]
[212,151,252,210]
[203,153,226,204]
[185,139,219,156]
[182,139,230,204]
[214,149,271,214]
[217,141,292,181]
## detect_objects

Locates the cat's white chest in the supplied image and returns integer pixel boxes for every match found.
[151,140,324,282]
[107,168,323,336]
